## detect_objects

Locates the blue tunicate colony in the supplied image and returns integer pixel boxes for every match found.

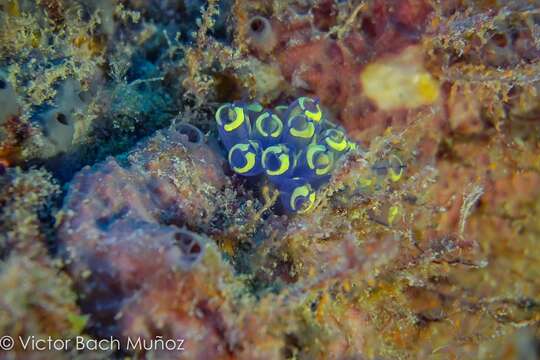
[215,97,357,213]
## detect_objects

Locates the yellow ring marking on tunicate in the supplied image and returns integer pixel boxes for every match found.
[274,105,288,114]
[306,145,334,175]
[289,118,315,139]
[291,185,316,213]
[303,192,317,213]
[298,97,308,108]
[270,115,283,137]
[309,134,318,147]
[314,153,333,176]
[228,143,250,162]
[306,144,324,170]
[223,106,246,132]
[262,146,290,176]
[234,152,256,174]
[247,103,263,113]
[325,131,348,152]
[288,107,302,119]
[305,106,322,122]
[299,97,322,122]
[256,113,283,138]
[388,154,404,182]
[215,104,230,127]
[228,143,257,174]
[256,113,270,136]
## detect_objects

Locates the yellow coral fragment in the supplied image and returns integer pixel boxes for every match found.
[360,46,440,111]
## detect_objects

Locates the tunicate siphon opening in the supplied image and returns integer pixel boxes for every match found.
[56,112,69,125]
[247,16,277,54]
[174,229,204,270]
[250,17,265,33]
[175,123,204,144]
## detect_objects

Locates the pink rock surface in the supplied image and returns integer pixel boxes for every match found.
[57,127,240,357]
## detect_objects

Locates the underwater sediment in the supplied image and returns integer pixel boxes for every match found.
[1,0,540,359]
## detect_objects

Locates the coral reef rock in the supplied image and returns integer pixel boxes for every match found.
[57,125,257,358]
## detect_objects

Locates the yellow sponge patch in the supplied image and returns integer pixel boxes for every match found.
[360,46,440,111]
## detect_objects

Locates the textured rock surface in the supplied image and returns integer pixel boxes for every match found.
[58,128,227,325]
[56,127,290,359]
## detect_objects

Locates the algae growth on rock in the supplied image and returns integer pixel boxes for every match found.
[1,0,540,359]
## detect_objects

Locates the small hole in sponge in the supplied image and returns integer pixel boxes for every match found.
[174,229,204,269]
[250,17,265,33]
[56,112,69,125]
[0,79,6,89]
